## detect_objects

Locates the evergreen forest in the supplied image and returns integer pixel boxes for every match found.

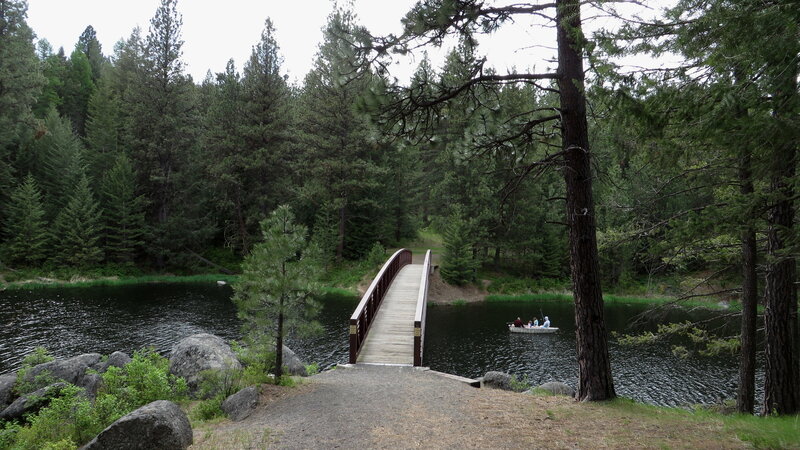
[1,0,798,415]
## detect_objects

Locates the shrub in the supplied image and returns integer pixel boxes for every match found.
[305,363,320,376]
[231,341,274,386]
[191,395,225,422]
[365,242,386,268]
[197,367,242,400]
[15,347,56,395]
[12,385,102,450]
[100,348,187,410]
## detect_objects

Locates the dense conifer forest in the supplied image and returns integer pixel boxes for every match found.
[1,0,798,414]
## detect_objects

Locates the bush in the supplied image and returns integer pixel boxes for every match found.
[305,363,320,376]
[191,396,225,422]
[15,347,56,396]
[100,348,187,410]
[365,242,386,268]
[11,385,103,450]
[231,341,274,386]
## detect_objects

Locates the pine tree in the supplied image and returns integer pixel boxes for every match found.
[33,47,67,118]
[85,72,123,180]
[76,25,104,82]
[19,109,86,219]
[232,205,322,381]
[440,206,479,285]
[297,9,385,261]
[0,0,43,208]
[127,0,199,267]
[2,174,48,266]
[100,153,146,264]
[61,49,95,136]
[50,174,103,267]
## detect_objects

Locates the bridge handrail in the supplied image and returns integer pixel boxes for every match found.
[349,248,412,363]
[413,249,431,366]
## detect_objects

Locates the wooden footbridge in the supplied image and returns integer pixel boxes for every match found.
[349,249,432,366]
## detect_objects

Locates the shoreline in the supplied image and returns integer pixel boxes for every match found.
[0,273,730,310]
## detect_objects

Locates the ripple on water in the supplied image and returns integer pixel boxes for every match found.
[0,287,765,410]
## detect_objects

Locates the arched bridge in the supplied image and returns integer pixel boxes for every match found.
[349,249,432,366]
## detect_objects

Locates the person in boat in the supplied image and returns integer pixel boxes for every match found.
[513,317,524,327]
[532,317,539,327]
[542,316,551,328]
[526,319,533,328]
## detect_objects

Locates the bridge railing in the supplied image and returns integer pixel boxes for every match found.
[349,248,412,364]
[413,250,432,366]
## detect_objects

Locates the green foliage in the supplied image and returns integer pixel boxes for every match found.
[485,276,569,294]
[277,375,296,387]
[14,347,56,396]
[440,207,478,285]
[509,374,531,392]
[0,0,42,201]
[614,321,741,358]
[304,363,320,376]
[11,385,101,450]
[2,175,49,266]
[99,153,146,264]
[232,205,322,380]
[0,421,22,449]
[365,242,386,268]
[190,395,225,422]
[100,348,187,410]
[50,175,104,267]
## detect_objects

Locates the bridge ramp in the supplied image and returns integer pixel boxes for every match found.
[357,264,423,365]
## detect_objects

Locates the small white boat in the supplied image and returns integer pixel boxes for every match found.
[508,325,558,334]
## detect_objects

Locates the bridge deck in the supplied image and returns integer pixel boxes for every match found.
[357,264,423,365]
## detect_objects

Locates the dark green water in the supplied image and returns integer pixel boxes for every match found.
[0,284,757,408]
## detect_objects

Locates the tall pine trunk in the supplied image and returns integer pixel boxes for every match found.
[556,0,615,401]
[737,153,757,414]
[275,290,285,381]
[763,69,799,414]
[337,205,345,262]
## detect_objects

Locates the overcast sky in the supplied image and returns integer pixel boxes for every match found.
[26,1,671,85]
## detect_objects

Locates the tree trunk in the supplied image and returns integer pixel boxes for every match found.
[556,0,615,401]
[736,153,757,414]
[336,205,345,263]
[275,308,284,381]
[763,60,799,415]
[234,190,250,255]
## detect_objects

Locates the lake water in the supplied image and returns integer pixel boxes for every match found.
[0,283,760,408]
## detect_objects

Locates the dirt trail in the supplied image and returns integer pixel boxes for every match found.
[191,365,745,449]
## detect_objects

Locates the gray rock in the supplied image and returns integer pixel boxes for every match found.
[536,381,575,397]
[282,345,307,377]
[0,373,16,409]
[95,351,132,373]
[82,373,103,400]
[482,371,513,391]
[168,334,241,392]
[25,353,102,388]
[0,382,69,421]
[221,386,259,421]
[83,400,192,450]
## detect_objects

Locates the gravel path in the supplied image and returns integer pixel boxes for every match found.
[241,365,485,448]
[191,364,747,449]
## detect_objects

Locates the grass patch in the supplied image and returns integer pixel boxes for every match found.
[486,292,730,310]
[602,398,800,449]
[486,293,573,303]
[720,412,800,448]
[2,273,239,290]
